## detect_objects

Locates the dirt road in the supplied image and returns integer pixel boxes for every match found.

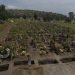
[0,23,14,44]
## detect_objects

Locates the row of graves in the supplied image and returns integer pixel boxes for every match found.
[0,31,75,62]
[0,32,75,74]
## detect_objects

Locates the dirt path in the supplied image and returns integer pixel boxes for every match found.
[0,23,14,44]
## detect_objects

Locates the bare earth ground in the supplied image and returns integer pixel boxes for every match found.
[0,23,75,75]
[0,52,75,75]
[0,23,14,44]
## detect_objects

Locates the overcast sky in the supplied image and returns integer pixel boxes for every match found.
[0,0,75,15]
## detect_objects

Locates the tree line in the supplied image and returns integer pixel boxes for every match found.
[0,4,75,23]
[0,5,8,20]
[8,9,67,21]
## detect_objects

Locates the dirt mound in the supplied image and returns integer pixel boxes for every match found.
[12,66,43,75]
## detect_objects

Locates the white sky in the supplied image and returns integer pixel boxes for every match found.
[0,0,75,15]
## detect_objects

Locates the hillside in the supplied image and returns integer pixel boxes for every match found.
[7,9,67,21]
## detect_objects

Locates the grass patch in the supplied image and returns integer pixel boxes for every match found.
[0,23,8,32]
[62,23,75,29]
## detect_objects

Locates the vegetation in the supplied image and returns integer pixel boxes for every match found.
[2,19,73,56]
[7,9,67,21]
[0,5,9,21]
[68,12,74,20]
[0,4,75,59]
[0,23,8,32]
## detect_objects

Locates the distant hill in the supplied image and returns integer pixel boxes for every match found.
[7,9,67,21]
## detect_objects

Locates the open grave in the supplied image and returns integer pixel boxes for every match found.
[60,57,75,63]
[38,59,58,65]
[14,60,35,66]
[0,64,9,72]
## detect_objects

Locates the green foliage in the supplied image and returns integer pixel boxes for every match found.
[0,4,9,21]
[23,15,26,19]
[34,13,38,20]
[0,5,5,11]
[68,12,74,20]
[65,17,71,23]
[7,9,67,21]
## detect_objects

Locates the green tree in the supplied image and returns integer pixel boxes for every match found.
[68,12,74,20]
[23,15,26,19]
[0,4,8,20]
[65,17,71,23]
[34,13,38,20]
[0,5,5,11]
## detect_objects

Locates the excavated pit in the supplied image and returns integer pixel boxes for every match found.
[0,64,9,72]
[60,57,75,63]
[14,60,35,66]
[38,59,58,65]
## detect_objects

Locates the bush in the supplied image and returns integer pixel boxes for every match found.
[0,20,4,24]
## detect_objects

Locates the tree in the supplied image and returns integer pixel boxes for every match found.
[0,4,8,20]
[65,17,71,23]
[68,12,74,20]
[23,15,26,19]
[0,5,5,11]
[34,13,38,20]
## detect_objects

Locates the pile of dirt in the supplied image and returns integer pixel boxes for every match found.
[12,66,43,75]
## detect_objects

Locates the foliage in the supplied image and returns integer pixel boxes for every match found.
[65,17,71,23]
[68,12,74,20]
[7,9,67,21]
[0,5,7,20]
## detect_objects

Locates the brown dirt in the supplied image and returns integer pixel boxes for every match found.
[12,66,43,75]
[0,53,75,75]
[0,23,14,44]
